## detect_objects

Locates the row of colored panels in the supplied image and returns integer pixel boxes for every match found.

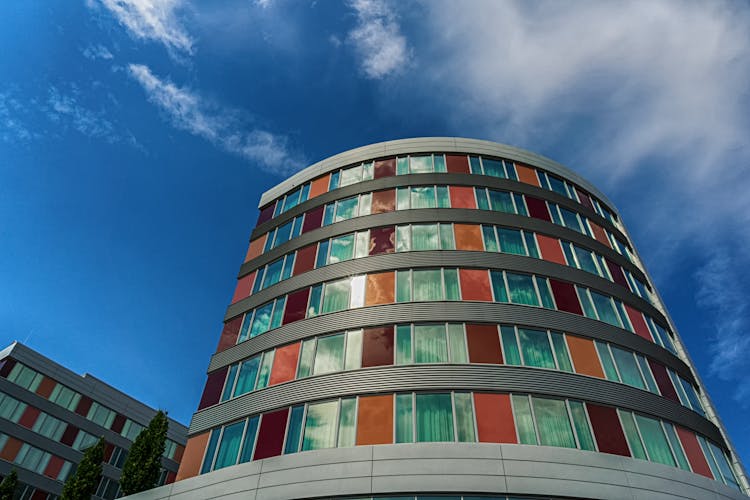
[0,432,73,482]
[234,222,651,309]
[199,323,702,415]
[217,268,674,354]
[0,358,184,462]
[257,153,618,230]
[247,185,633,268]
[179,391,738,491]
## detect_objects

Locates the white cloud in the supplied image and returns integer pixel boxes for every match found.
[347,0,410,79]
[82,44,114,60]
[93,0,193,54]
[0,92,34,143]
[128,63,303,174]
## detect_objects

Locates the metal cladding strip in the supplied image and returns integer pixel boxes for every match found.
[258,138,619,213]
[188,364,719,443]
[210,302,692,383]
[229,251,660,326]
[251,172,625,245]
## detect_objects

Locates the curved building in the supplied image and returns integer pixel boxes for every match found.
[142,138,747,499]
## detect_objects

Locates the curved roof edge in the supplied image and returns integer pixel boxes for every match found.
[259,137,618,213]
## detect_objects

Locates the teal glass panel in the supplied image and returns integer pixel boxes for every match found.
[454,392,476,442]
[513,193,527,216]
[576,287,597,319]
[363,161,374,180]
[416,393,454,442]
[518,328,555,369]
[284,406,304,454]
[297,340,315,378]
[272,220,293,248]
[497,228,525,255]
[698,435,723,482]
[447,324,468,363]
[335,196,359,222]
[414,324,448,363]
[300,183,310,202]
[395,393,413,443]
[396,270,411,302]
[396,187,410,209]
[488,190,514,213]
[681,378,704,415]
[302,401,338,451]
[614,300,632,332]
[221,364,238,402]
[490,271,508,302]
[635,355,659,394]
[561,242,577,267]
[439,224,455,249]
[634,415,675,466]
[547,175,567,196]
[291,216,303,238]
[323,204,335,226]
[590,291,622,327]
[505,160,518,180]
[443,268,460,300]
[396,157,409,175]
[663,422,690,470]
[329,171,340,189]
[314,334,345,374]
[469,156,482,174]
[481,225,499,252]
[506,273,539,306]
[396,325,412,364]
[413,269,443,301]
[396,225,411,252]
[281,254,294,280]
[436,186,450,208]
[322,279,350,313]
[410,155,433,173]
[708,441,740,489]
[252,266,265,293]
[574,246,599,275]
[618,410,647,459]
[233,356,261,397]
[610,347,645,389]
[512,395,537,445]
[434,154,447,172]
[201,429,221,473]
[249,302,273,338]
[412,224,439,250]
[475,188,490,210]
[214,420,245,469]
[345,329,363,370]
[238,416,259,463]
[500,326,521,365]
[270,296,285,329]
[533,397,576,448]
[255,351,274,389]
[549,203,563,225]
[329,234,355,263]
[550,332,573,372]
[568,401,595,451]
[307,285,322,317]
[595,342,620,382]
[536,277,556,309]
[316,241,329,268]
[263,258,283,288]
[411,186,436,209]
[338,398,356,447]
[482,158,505,178]
[560,207,582,233]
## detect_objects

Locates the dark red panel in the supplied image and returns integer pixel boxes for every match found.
[215,315,243,353]
[60,425,78,447]
[0,358,16,378]
[586,404,630,456]
[30,490,49,500]
[43,455,64,479]
[361,326,394,367]
[550,279,583,315]
[371,189,396,214]
[111,414,126,434]
[256,204,275,225]
[283,288,310,324]
[103,442,114,462]
[75,396,93,417]
[648,360,680,403]
[166,471,177,484]
[19,406,40,429]
[466,324,502,364]
[293,244,317,275]
[525,196,551,222]
[576,188,594,211]
[605,259,628,288]
[446,154,470,174]
[369,226,395,255]
[374,158,396,179]
[302,205,324,234]
[253,408,289,460]
[197,367,228,411]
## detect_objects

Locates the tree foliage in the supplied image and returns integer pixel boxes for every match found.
[0,469,18,500]
[119,410,168,496]
[61,437,104,500]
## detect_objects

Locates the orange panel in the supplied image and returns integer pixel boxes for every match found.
[175,432,210,481]
[356,395,393,445]
[566,335,605,378]
[371,189,396,214]
[589,222,611,248]
[231,272,255,304]
[269,342,301,386]
[35,376,56,399]
[245,235,267,262]
[43,455,64,479]
[516,164,540,187]
[365,272,395,305]
[449,186,476,209]
[625,305,653,341]
[454,224,484,251]
[473,393,517,443]
[173,444,185,463]
[459,269,492,301]
[0,436,23,461]
[537,234,566,265]
[309,174,331,199]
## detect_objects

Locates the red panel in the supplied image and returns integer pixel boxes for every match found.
[197,367,228,411]
[30,491,48,500]
[60,425,78,447]
[648,360,680,402]
[676,426,713,478]
[0,437,22,461]
[18,406,40,429]
[371,189,396,214]
[473,393,516,443]
[605,259,629,288]
[293,244,317,275]
[75,396,93,417]
[245,235,266,262]
[166,471,177,484]
[361,326,394,367]
[466,324,502,364]
[525,196,551,221]
[253,408,289,460]
[374,158,396,179]
[216,315,243,353]
[269,342,301,386]
[589,222,611,248]
[449,186,476,209]
[370,226,395,255]
[586,404,630,456]
[446,154,470,174]
[256,204,275,225]
[0,358,16,378]
[283,288,310,324]
[103,442,114,462]
[549,279,583,315]
[302,205,324,234]
[576,188,594,211]
[111,414,126,434]
[231,272,255,304]
[625,305,652,341]
[43,455,64,479]
[459,269,492,301]
[537,234,566,265]
[35,377,56,399]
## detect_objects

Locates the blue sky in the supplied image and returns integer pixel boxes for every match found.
[1,0,749,466]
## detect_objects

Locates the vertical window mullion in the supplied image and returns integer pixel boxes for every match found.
[451,392,458,442]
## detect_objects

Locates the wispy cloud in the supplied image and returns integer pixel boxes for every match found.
[82,44,114,60]
[0,91,35,143]
[347,0,410,79]
[128,63,304,174]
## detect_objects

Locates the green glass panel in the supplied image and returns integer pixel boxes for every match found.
[549,203,563,225]
[560,207,582,233]
[454,392,476,442]
[635,355,659,394]
[482,158,505,178]
[681,378,704,415]
[315,241,329,268]
[574,246,599,275]
[518,328,555,369]
[412,224,439,250]
[488,190,514,213]
[481,225,499,252]
[413,269,443,301]
[270,296,285,329]
[329,234,355,263]
[363,161,374,180]
[396,270,411,302]
[314,334,345,374]
[475,188,490,210]
[590,291,622,327]
[416,393,454,442]
[255,351,274,389]
[439,224,455,250]
[411,186,436,209]
[611,346,645,389]
[396,187,410,209]
[214,420,245,469]
[249,302,273,338]
[307,285,322,317]
[233,356,261,397]
[262,258,284,289]
[396,325,412,364]
[322,279,350,313]
[338,398,356,447]
[595,341,620,382]
[536,277,556,309]
[345,329,363,370]
[663,422,690,471]
[506,273,539,306]
[469,156,482,174]
[302,401,338,451]
[497,228,525,255]
[396,157,409,175]
[513,193,527,216]
[284,406,304,454]
[396,225,410,252]
[354,230,369,258]
[335,196,359,222]
[221,364,238,402]
[561,242,577,267]
[410,155,433,173]
[281,254,294,280]
[634,415,675,466]
[550,332,573,372]
[201,429,221,473]
[568,401,595,451]
[414,324,448,363]
[524,232,539,258]
[533,397,576,448]
[297,340,315,378]
[708,441,740,489]
[618,410,647,459]
[576,287,597,319]
[395,394,413,443]
[238,416,259,463]
[500,326,521,365]
[434,154,447,172]
[443,268,460,300]
[490,271,508,302]
[436,186,450,208]
[447,324,468,363]
[512,395,537,445]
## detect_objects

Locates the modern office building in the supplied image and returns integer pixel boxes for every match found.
[0,342,187,499]
[139,138,746,499]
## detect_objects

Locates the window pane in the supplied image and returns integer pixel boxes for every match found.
[611,347,645,389]
[497,228,525,255]
[302,401,338,451]
[412,224,439,250]
[314,334,345,374]
[536,277,556,309]
[396,270,411,302]
[273,221,293,248]
[490,271,508,302]
[358,192,372,216]
[340,164,362,187]
[513,193,527,216]
[410,155,433,173]
[329,234,355,263]
[619,410,647,459]
[238,416,259,463]
[202,431,220,472]
[354,230,369,258]
[568,401,595,451]
[297,339,316,378]
[411,186,436,209]
[439,224,455,250]
[506,273,539,306]
[524,232,539,258]
[338,398,356,447]
[475,187,490,210]
[481,226,498,252]
[482,158,505,178]
[518,328,555,369]
[396,157,409,175]
[323,204,335,226]
[595,342,620,382]
[221,365,238,401]
[469,156,482,174]
[550,333,573,372]
[316,241,329,268]
[396,187,409,209]
[635,415,675,466]
[263,259,284,289]
[454,393,476,442]
[533,397,576,448]
[350,275,366,308]
[434,154,446,172]
[512,395,537,444]
[443,268,460,300]
[396,225,410,252]
[250,303,273,337]
[560,207,582,233]
[663,423,690,471]
[591,292,622,327]
[345,329,363,370]
[636,355,659,394]
[329,171,340,189]
[322,279,350,313]
[488,190,514,213]
[270,297,285,329]
[214,421,245,469]
[416,393,454,442]
[335,197,359,222]
[447,324,468,363]
[414,324,448,363]
[500,326,521,365]
[395,394,413,443]
[255,352,274,389]
[396,325,412,364]
[413,269,443,301]
[574,246,599,275]
[436,186,450,208]
[307,285,322,317]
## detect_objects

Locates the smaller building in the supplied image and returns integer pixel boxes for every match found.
[0,342,187,499]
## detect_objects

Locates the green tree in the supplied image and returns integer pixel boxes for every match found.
[0,469,18,500]
[61,437,104,500]
[119,410,168,496]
